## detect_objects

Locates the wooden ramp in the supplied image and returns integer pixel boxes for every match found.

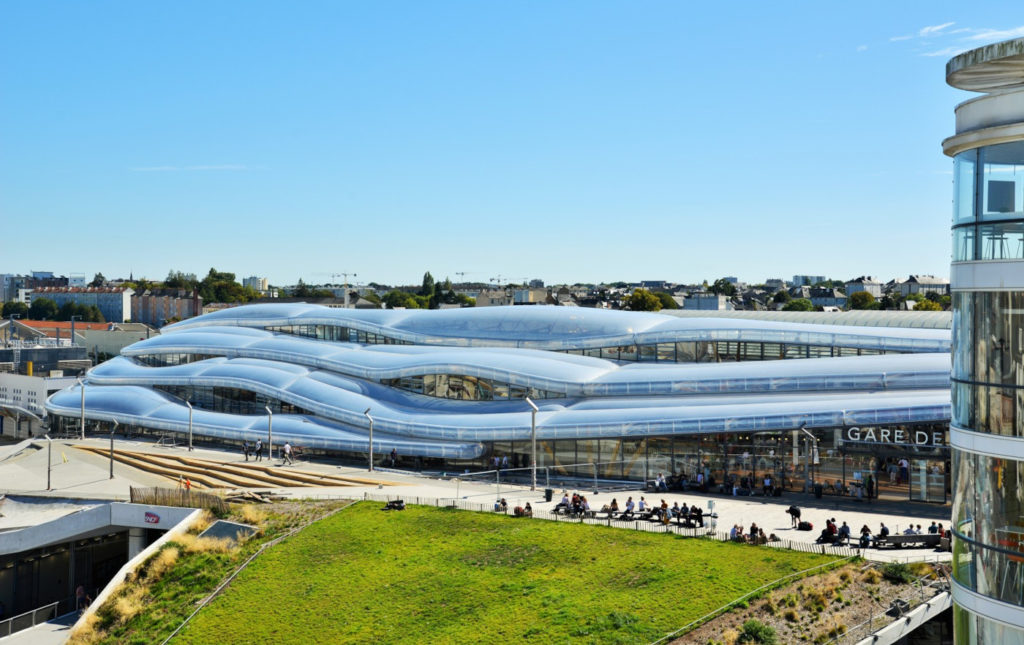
[74,446,397,490]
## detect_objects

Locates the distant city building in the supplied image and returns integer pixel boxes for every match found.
[723,277,739,285]
[765,278,787,291]
[897,275,950,297]
[68,273,86,287]
[243,276,269,291]
[475,289,511,307]
[0,372,77,437]
[132,289,202,327]
[32,286,134,323]
[641,280,667,290]
[1,272,70,302]
[845,276,882,298]
[528,279,544,288]
[792,275,826,286]
[683,294,733,310]
[513,288,551,305]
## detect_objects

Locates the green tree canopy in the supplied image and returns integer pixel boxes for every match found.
[772,290,791,304]
[914,298,942,311]
[652,292,679,310]
[627,289,662,312]
[383,290,421,309]
[199,268,258,303]
[420,272,435,298]
[28,297,59,320]
[89,272,106,287]
[848,291,877,310]
[164,270,198,290]
[2,301,29,318]
[709,278,737,297]
[782,298,813,312]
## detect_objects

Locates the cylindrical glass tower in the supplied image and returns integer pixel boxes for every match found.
[944,37,1024,643]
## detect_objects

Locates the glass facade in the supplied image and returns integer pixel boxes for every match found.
[153,384,313,416]
[381,374,565,400]
[953,142,1024,261]
[561,341,886,363]
[954,607,1024,645]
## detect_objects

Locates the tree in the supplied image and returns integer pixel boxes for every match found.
[782,298,813,312]
[914,298,942,311]
[626,288,662,312]
[89,272,106,287]
[28,297,58,320]
[383,290,421,309]
[772,290,791,304]
[420,272,435,298]
[709,278,737,297]
[652,292,679,310]
[848,291,877,310]
[2,301,29,318]
[165,270,198,290]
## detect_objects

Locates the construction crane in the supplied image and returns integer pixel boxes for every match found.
[332,272,357,308]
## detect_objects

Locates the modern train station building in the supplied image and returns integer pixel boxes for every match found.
[47,304,952,502]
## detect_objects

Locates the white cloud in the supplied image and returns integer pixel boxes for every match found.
[922,46,969,58]
[966,25,1024,41]
[856,44,868,52]
[131,166,178,172]
[184,165,248,171]
[890,35,913,42]
[919,22,955,37]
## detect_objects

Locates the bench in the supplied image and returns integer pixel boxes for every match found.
[873,533,941,549]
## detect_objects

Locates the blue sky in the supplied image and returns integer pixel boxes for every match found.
[2,2,1022,287]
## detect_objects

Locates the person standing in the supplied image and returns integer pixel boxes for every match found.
[242,440,250,462]
[390,448,397,467]
[283,442,293,465]
[255,438,263,462]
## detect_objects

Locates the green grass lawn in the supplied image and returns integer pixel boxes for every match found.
[175,502,839,644]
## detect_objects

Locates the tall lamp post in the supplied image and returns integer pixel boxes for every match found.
[69,314,82,347]
[799,425,817,491]
[265,406,273,461]
[45,434,52,490]
[109,420,118,479]
[78,377,86,440]
[364,408,374,472]
[525,397,539,491]
[186,401,194,451]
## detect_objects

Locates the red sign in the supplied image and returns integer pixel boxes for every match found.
[144,512,160,524]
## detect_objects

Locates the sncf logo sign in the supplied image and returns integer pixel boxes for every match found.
[144,512,160,524]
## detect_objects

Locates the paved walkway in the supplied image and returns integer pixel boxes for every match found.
[0,435,952,564]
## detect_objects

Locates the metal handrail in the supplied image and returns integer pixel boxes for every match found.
[0,600,59,639]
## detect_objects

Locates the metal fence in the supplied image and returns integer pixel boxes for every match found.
[0,600,59,638]
[129,486,228,514]
[825,568,951,644]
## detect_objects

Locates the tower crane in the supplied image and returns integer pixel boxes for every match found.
[332,272,357,308]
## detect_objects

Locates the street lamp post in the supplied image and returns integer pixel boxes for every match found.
[363,408,374,471]
[78,377,85,440]
[109,420,118,479]
[525,397,539,491]
[45,434,52,490]
[69,314,82,347]
[265,406,273,461]
[186,401,193,451]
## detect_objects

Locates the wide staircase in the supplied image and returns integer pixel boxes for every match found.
[74,446,394,490]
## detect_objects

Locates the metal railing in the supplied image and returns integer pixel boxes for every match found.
[826,567,951,644]
[0,600,59,638]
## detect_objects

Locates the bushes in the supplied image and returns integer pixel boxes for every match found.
[736,619,778,644]
[881,563,914,584]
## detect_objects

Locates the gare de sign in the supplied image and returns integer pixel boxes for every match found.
[843,426,945,447]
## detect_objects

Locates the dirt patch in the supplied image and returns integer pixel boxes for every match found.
[671,562,948,645]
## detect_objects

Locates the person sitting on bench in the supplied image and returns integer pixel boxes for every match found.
[599,498,619,516]
[874,522,890,547]
[554,493,570,512]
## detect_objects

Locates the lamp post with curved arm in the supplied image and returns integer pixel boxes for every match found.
[364,408,374,472]
[525,397,539,491]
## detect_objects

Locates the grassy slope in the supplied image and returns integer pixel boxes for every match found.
[176,502,838,644]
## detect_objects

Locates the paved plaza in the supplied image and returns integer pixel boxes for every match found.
[0,435,951,564]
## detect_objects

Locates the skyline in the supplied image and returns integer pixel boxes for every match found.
[3,2,1023,286]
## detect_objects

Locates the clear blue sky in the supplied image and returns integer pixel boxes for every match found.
[2,2,1022,287]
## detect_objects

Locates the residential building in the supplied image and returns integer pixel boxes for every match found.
[513,288,551,305]
[682,295,733,310]
[765,278,787,291]
[243,276,269,291]
[942,37,1024,642]
[845,276,882,298]
[897,275,950,298]
[31,287,134,323]
[0,372,77,437]
[131,288,202,327]
[792,275,826,286]
[474,289,511,307]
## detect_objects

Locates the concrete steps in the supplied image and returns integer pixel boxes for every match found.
[73,447,396,490]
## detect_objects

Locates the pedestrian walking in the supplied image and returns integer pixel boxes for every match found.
[283,442,293,465]
[242,440,250,462]
[255,439,264,462]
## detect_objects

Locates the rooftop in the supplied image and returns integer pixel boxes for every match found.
[946,37,1024,92]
